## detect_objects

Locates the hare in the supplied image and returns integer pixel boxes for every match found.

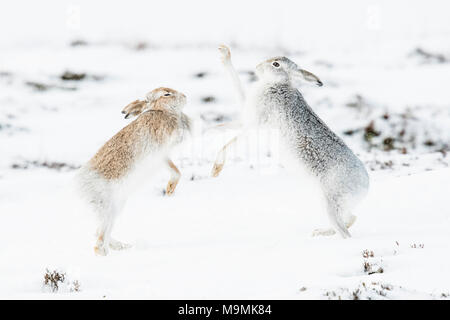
[77,87,191,255]
[213,45,369,238]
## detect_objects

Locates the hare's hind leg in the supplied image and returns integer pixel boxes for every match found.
[96,219,132,252]
[94,200,121,256]
[344,213,357,229]
[325,197,351,239]
[94,215,113,256]
[312,195,351,239]
[211,136,238,177]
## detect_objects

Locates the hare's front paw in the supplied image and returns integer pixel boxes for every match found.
[166,180,179,196]
[218,44,231,63]
[211,162,224,178]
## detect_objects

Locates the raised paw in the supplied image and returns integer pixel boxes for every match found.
[109,239,132,251]
[312,228,336,237]
[218,45,231,63]
[166,180,179,196]
[211,162,224,178]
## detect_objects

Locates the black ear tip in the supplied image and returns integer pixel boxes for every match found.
[124,114,129,119]
[121,110,126,114]
[317,81,323,87]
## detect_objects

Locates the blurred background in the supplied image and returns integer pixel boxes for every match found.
[0,0,449,175]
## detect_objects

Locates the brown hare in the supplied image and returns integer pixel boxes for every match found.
[77,87,191,256]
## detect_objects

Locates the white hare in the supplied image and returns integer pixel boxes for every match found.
[212,45,369,238]
[77,87,191,255]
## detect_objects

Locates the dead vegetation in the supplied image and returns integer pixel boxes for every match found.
[43,269,66,292]
[343,96,450,156]
[11,160,80,171]
[240,70,257,82]
[364,260,384,275]
[71,280,81,292]
[0,71,12,77]
[26,81,77,92]
[345,94,371,112]
[367,160,395,171]
[190,173,207,181]
[0,122,28,135]
[0,71,13,85]
[25,70,104,92]
[70,39,88,47]
[362,250,384,275]
[362,249,375,258]
[201,96,216,103]
[325,282,394,300]
[61,71,104,81]
[134,42,149,51]
[194,72,208,78]
[43,269,81,293]
[410,47,449,64]
[200,111,231,123]
[61,71,86,81]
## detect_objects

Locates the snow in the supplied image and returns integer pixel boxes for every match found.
[1,0,450,299]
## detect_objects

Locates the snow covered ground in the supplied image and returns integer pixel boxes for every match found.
[1,0,450,299]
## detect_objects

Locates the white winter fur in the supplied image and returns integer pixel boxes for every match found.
[213,45,369,238]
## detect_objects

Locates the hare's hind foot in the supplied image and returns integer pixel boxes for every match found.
[312,228,336,237]
[312,214,357,238]
[166,159,180,196]
[109,238,132,251]
[94,244,109,256]
[94,239,131,255]
[94,233,109,256]
[211,162,224,178]
[211,136,238,178]
[312,227,351,238]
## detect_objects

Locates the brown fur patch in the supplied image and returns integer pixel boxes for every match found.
[89,110,179,180]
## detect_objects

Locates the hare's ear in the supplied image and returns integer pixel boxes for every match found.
[121,99,148,119]
[295,69,323,87]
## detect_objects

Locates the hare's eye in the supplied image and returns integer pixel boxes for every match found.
[164,93,171,97]
[272,61,280,68]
